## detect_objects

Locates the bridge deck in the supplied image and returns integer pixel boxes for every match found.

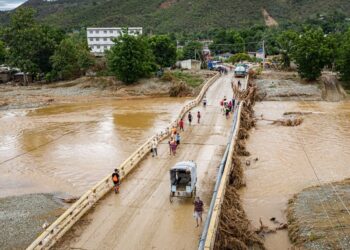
[54,74,234,250]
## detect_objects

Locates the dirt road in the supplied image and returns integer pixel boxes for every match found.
[54,74,235,250]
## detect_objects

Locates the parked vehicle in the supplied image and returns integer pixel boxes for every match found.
[208,60,221,70]
[236,63,249,73]
[234,66,247,77]
[169,161,197,202]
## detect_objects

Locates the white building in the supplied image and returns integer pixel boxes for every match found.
[177,59,201,71]
[87,27,143,55]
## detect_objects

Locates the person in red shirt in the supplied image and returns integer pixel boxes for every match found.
[179,118,184,131]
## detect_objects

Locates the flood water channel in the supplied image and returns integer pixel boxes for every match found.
[240,100,350,249]
[0,97,188,198]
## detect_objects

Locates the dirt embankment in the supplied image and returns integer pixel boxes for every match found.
[0,194,66,250]
[288,179,350,249]
[255,71,347,102]
[0,70,214,110]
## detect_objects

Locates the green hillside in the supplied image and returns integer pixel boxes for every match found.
[1,0,350,32]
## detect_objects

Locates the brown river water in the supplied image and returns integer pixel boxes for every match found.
[0,97,188,198]
[240,100,350,249]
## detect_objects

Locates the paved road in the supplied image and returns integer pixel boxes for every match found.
[55,74,234,250]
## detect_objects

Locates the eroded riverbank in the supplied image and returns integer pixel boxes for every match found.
[0,71,213,110]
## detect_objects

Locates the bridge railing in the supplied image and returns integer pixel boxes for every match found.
[26,72,220,250]
[199,75,249,250]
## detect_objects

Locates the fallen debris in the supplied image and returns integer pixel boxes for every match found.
[271,117,303,126]
[215,186,265,250]
[255,218,288,237]
[57,196,79,204]
[259,117,303,127]
[283,111,313,116]
[215,79,264,249]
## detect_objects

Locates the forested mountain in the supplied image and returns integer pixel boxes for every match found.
[1,0,350,33]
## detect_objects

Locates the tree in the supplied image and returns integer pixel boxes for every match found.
[182,41,203,60]
[336,29,350,81]
[228,53,252,63]
[107,34,155,84]
[50,35,94,80]
[0,40,6,64]
[292,28,331,80]
[210,29,245,54]
[277,30,298,69]
[149,35,177,68]
[2,8,64,84]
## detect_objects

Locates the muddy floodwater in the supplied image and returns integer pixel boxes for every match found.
[240,100,350,249]
[0,97,188,198]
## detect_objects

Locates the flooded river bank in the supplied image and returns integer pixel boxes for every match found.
[239,100,350,249]
[0,97,188,198]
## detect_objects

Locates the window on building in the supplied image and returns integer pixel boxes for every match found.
[89,30,93,34]
[103,38,107,41]
[104,30,107,34]
[104,46,108,49]
[109,30,113,34]
[96,30,99,34]
[89,38,93,41]
[97,45,100,49]
[96,38,99,41]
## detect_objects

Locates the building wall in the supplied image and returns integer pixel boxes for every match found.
[87,27,143,55]
[179,59,201,71]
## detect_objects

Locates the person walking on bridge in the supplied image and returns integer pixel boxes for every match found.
[188,112,193,126]
[112,169,120,194]
[194,196,204,227]
[175,132,181,146]
[170,138,177,156]
[179,118,184,131]
[197,111,201,124]
[151,139,158,157]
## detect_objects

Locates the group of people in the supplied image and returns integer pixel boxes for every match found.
[168,126,181,156]
[220,95,236,119]
[186,111,201,125]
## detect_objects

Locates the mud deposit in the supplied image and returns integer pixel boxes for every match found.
[0,194,64,250]
[255,71,322,101]
[288,179,350,249]
[240,100,350,249]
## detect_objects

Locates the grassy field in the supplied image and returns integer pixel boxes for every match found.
[170,71,203,88]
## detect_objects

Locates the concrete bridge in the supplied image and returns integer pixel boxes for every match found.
[27,73,247,250]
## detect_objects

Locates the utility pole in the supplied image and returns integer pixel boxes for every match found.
[262,40,265,70]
